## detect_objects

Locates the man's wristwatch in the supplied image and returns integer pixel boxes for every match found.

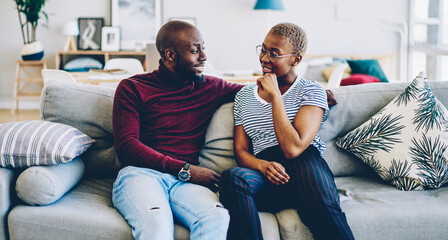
[178,163,191,182]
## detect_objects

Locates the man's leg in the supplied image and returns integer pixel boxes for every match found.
[170,181,230,240]
[112,166,175,240]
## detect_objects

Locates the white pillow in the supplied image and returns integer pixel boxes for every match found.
[336,72,448,190]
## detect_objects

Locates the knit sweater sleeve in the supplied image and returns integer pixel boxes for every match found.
[112,80,185,176]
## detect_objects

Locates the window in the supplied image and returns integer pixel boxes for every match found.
[409,0,448,80]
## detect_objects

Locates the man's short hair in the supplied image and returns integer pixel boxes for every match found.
[269,22,308,56]
[156,21,196,60]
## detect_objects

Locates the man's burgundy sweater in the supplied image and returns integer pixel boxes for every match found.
[113,63,243,176]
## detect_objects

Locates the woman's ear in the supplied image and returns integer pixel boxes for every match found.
[291,55,302,66]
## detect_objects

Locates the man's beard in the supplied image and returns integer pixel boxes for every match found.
[175,62,204,83]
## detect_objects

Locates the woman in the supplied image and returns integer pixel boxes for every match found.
[219,23,354,240]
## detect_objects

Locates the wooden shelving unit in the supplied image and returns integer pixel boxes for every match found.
[55,50,146,70]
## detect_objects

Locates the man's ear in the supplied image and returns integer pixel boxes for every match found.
[165,49,176,62]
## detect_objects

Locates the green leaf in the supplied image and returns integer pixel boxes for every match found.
[410,134,448,189]
[394,78,419,107]
[413,81,448,132]
[391,177,424,191]
[337,113,405,158]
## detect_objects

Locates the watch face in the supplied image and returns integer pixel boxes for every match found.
[179,170,190,181]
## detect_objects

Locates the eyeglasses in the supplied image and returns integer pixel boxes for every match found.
[256,45,296,63]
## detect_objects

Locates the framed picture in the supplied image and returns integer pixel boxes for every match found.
[78,18,104,50]
[101,26,121,51]
[111,0,162,51]
[169,17,197,26]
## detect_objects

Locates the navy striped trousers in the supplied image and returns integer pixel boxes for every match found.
[219,145,354,240]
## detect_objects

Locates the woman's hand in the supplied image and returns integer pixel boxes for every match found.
[259,160,290,185]
[257,73,281,100]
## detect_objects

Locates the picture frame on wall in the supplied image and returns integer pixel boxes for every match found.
[101,26,121,51]
[78,18,104,51]
[111,0,162,51]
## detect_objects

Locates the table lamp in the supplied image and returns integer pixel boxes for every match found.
[63,21,79,51]
[254,0,284,10]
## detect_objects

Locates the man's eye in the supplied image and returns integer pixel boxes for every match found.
[191,49,199,54]
[271,52,280,58]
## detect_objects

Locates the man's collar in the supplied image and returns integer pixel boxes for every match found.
[157,60,193,89]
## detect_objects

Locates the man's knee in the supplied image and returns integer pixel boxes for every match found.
[206,202,230,226]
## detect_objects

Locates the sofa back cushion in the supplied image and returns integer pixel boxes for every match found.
[40,84,120,177]
[321,81,448,177]
[198,103,238,174]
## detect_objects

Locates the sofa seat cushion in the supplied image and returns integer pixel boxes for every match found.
[336,176,448,240]
[8,177,133,240]
[8,177,279,240]
[275,176,448,240]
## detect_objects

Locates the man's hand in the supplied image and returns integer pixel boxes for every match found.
[259,160,290,185]
[189,165,220,192]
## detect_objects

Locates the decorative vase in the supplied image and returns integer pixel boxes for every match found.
[21,41,44,61]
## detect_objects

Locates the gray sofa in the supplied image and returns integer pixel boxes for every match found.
[1,80,448,240]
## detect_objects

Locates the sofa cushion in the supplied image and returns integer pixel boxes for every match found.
[336,72,448,190]
[15,157,85,206]
[8,177,280,240]
[319,80,448,177]
[0,120,94,168]
[40,84,120,177]
[340,74,380,86]
[347,59,388,82]
[335,176,448,240]
[199,102,238,174]
[274,176,448,240]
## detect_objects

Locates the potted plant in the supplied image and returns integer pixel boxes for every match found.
[14,0,48,61]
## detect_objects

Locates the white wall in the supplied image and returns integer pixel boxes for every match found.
[0,0,408,109]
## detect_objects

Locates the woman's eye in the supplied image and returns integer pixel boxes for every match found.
[191,49,199,54]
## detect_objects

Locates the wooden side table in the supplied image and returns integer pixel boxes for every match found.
[12,60,47,115]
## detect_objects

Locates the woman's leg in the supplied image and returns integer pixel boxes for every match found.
[219,167,272,240]
[284,146,354,240]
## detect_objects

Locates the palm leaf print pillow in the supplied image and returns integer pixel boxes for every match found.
[336,72,448,190]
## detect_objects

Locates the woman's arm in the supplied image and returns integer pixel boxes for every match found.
[234,125,290,185]
[258,73,325,159]
[271,98,324,159]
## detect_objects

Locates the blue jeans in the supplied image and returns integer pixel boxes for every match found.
[112,166,230,240]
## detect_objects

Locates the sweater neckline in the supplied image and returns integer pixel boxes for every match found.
[156,61,195,90]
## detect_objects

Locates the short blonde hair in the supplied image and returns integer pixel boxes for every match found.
[269,22,307,56]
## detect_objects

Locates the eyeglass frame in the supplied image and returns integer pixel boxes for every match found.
[256,45,297,63]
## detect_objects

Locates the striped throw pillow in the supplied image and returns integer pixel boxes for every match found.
[0,120,95,168]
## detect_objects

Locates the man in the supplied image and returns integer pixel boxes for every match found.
[112,21,243,240]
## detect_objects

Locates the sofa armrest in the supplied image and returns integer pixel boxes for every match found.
[0,167,15,240]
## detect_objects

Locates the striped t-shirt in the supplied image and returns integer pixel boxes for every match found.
[234,77,329,157]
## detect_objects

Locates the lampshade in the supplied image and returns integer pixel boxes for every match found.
[254,0,284,10]
[62,21,79,36]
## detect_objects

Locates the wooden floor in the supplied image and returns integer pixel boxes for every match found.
[0,109,40,124]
